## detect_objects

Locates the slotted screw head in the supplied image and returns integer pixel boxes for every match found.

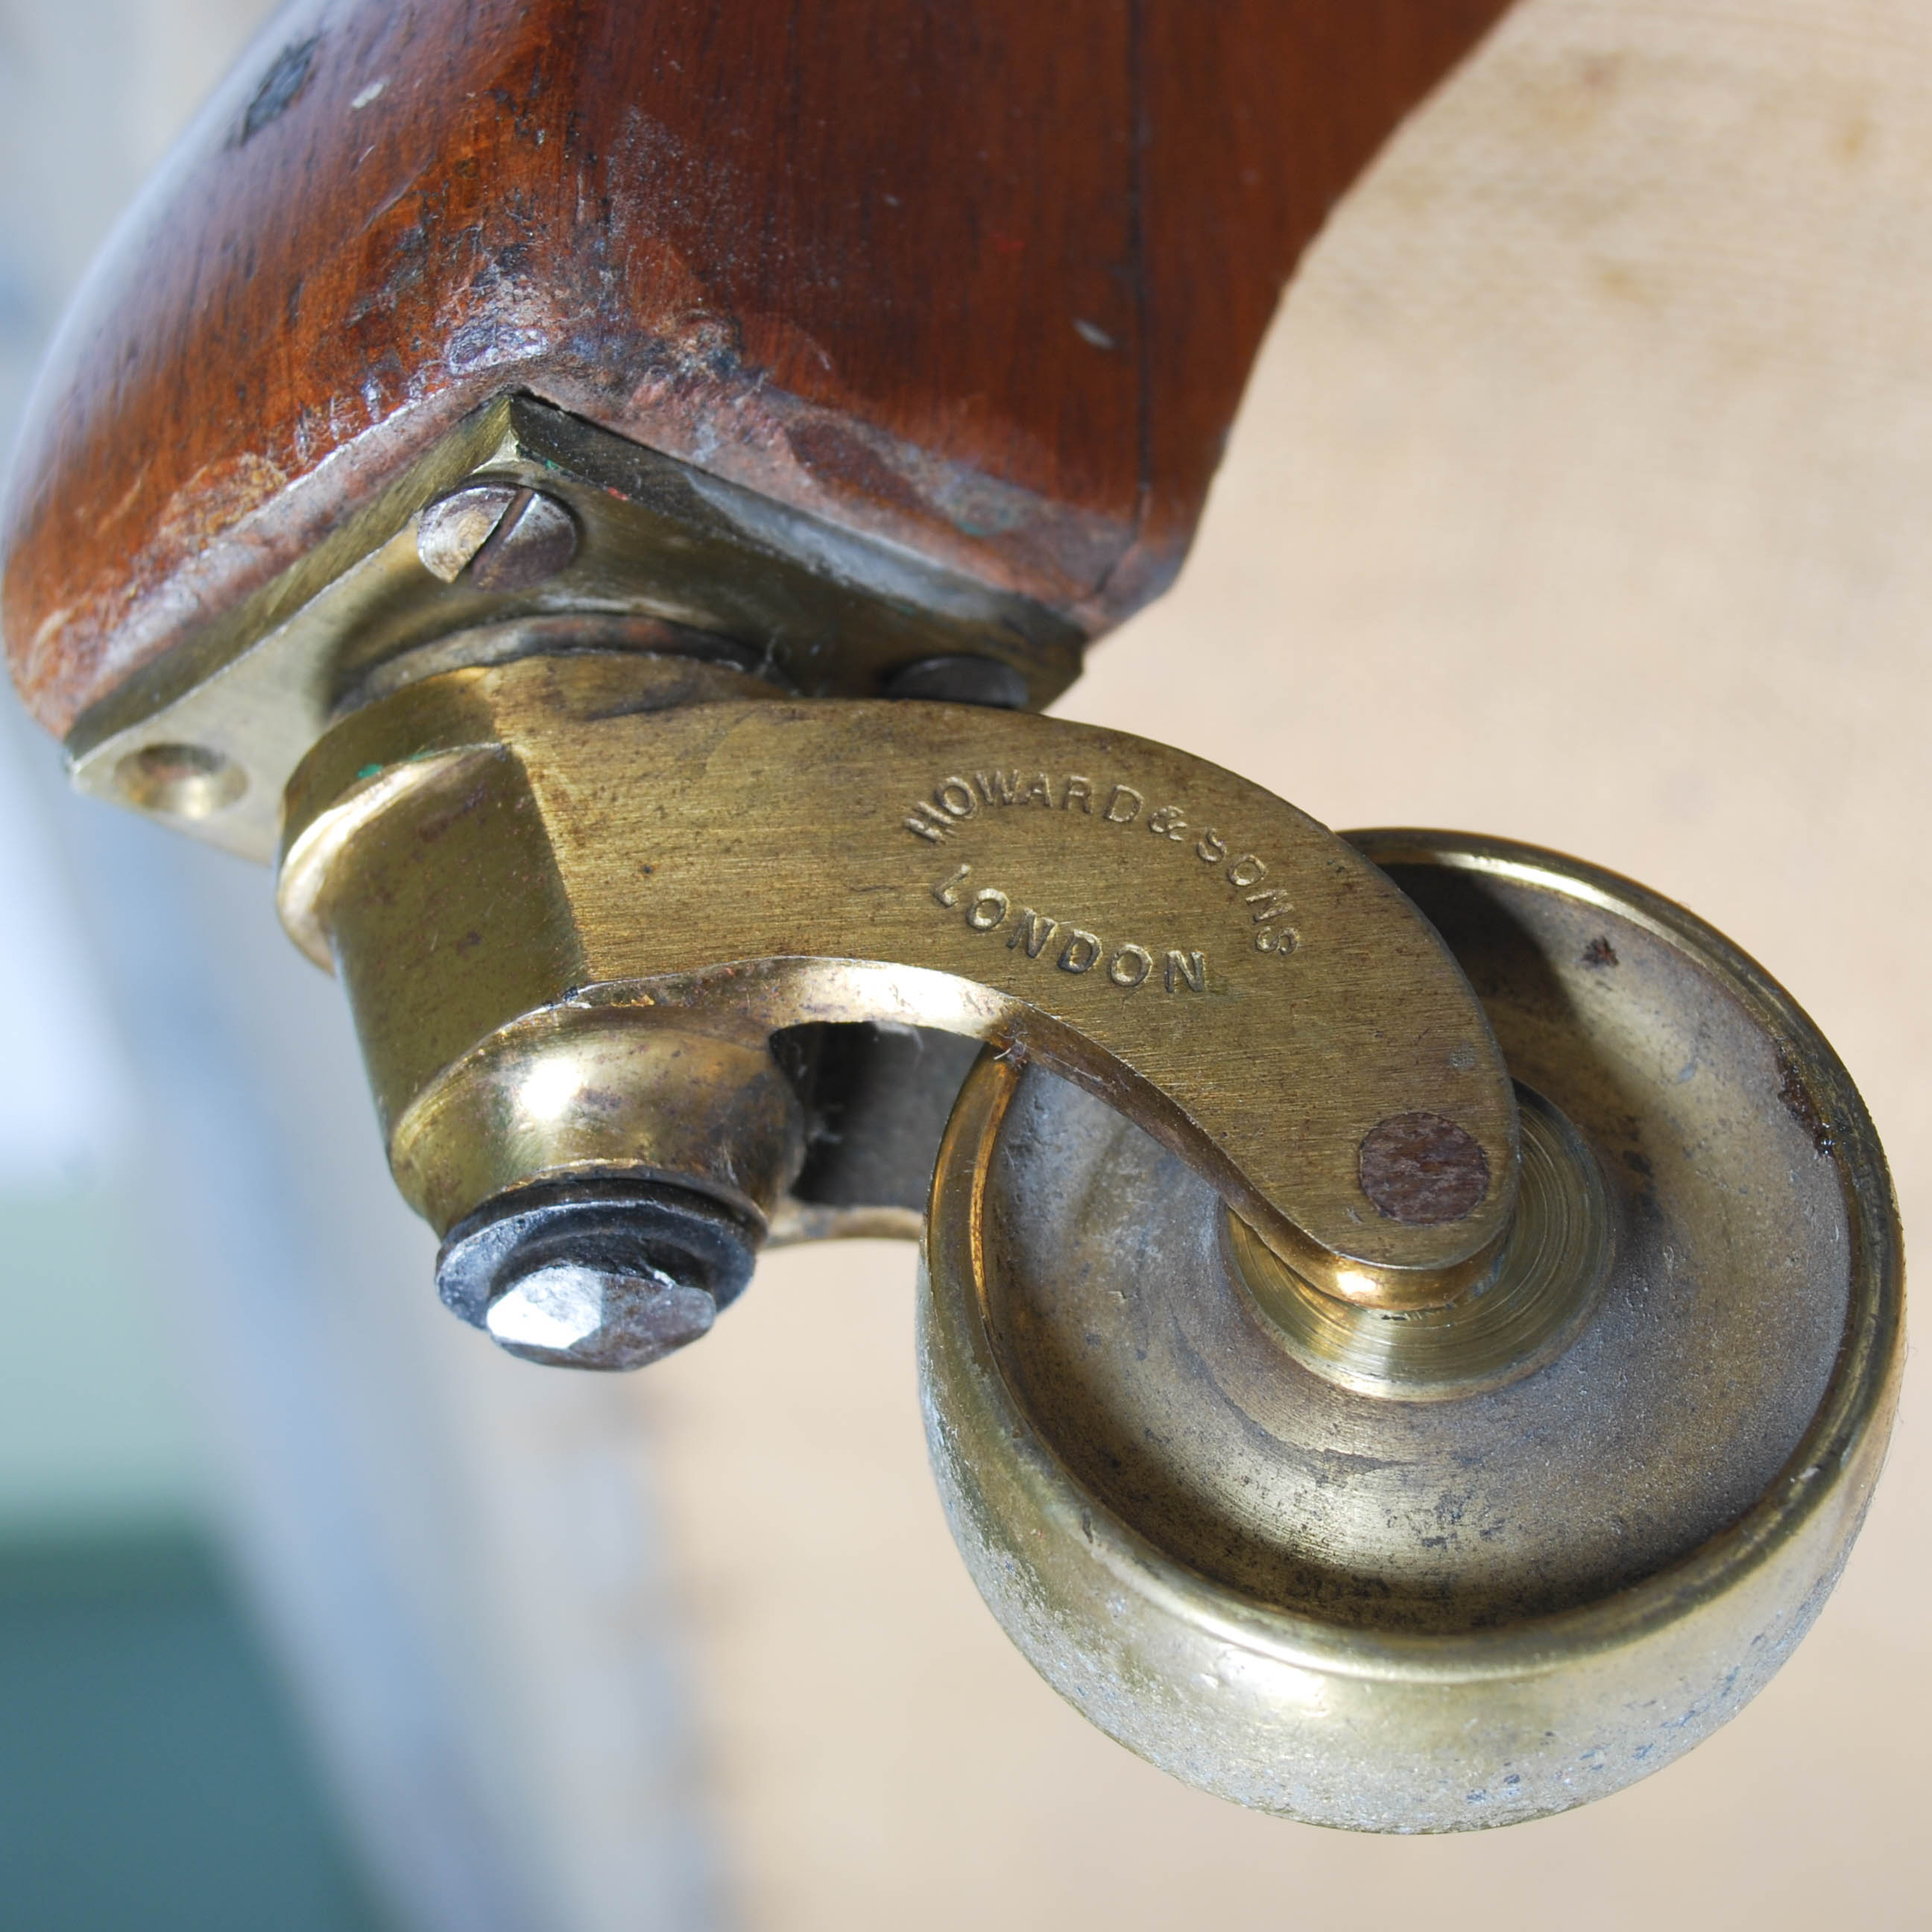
[417,483,579,590]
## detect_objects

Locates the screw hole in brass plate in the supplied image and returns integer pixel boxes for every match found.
[114,741,247,818]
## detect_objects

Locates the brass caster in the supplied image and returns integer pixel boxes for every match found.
[919,833,1901,1831]
[7,0,1907,1846]
[256,654,1898,1826]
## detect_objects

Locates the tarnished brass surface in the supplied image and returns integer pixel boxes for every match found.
[920,833,1902,1830]
[1227,1084,1612,1401]
[393,1018,807,1237]
[65,397,1082,862]
[276,653,1518,1301]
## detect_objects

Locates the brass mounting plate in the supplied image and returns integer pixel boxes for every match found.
[63,396,1085,862]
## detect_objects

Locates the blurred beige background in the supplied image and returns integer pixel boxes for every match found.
[4,1,1927,1928]
[633,2,1931,1927]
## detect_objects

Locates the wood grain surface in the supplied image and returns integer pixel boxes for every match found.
[1,0,1512,736]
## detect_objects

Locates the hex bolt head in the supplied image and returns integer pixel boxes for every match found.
[484,1260,719,1371]
[436,1180,759,1372]
[416,483,580,590]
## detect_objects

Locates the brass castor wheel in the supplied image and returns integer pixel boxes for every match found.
[7,0,1906,1850]
[920,832,1901,1832]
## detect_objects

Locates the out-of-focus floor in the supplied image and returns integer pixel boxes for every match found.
[1,8,705,1928]
[0,1531,390,1932]
[634,3,1931,1927]
[0,10,400,1920]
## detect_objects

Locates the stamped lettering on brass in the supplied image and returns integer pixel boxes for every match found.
[927,866,1206,994]
[900,780,1300,958]
[900,771,1178,839]
[1193,829,1298,953]
[906,769,1128,839]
